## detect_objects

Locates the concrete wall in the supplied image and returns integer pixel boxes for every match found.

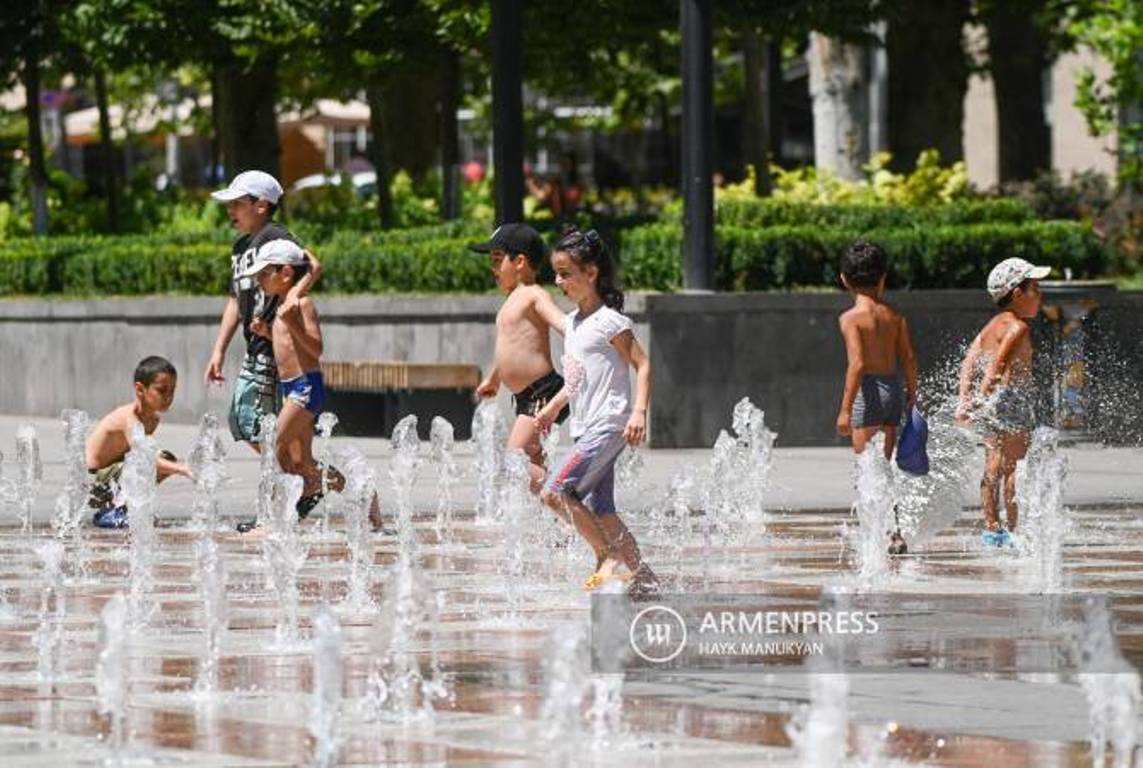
[0,293,648,430]
[2,290,1139,448]
[647,289,1143,448]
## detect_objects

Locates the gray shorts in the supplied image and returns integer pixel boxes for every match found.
[545,428,627,516]
[229,352,280,443]
[983,386,1035,435]
[852,374,904,428]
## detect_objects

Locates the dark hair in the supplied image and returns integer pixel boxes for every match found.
[134,356,177,385]
[840,240,888,288]
[553,225,624,311]
[277,261,310,283]
[997,278,1032,308]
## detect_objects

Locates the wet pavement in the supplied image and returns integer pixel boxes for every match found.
[0,414,1140,766]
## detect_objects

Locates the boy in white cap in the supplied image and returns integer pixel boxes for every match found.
[234,239,375,531]
[956,257,1051,547]
[204,171,322,453]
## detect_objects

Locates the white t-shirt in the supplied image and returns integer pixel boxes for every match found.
[562,305,634,439]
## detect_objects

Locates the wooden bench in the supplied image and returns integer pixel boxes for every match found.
[321,361,481,439]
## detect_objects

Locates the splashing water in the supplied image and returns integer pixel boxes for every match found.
[1078,598,1140,767]
[539,623,591,754]
[188,413,228,531]
[256,414,280,525]
[121,424,158,629]
[51,410,91,578]
[313,412,340,528]
[471,399,505,523]
[333,445,378,609]
[96,593,129,757]
[363,553,448,722]
[587,581,630,748]
[390,415,421,555]
[500,451,532,615]
[13,424,42,532]
[33,539,65,681]
[1016,427,1070,593]
[429,416,458,540]
[699,397,776,553]
[193,537,228,697]
[310,605,342,768]
[263,469,308,646]
[787,666,850,768]
[852,436,894,590]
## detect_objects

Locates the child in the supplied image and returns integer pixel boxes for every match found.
[836,241,918,555]
[470,223,569,492]
[204,170,322,452]
[835,240,919,460]
[533,227,659,595]
[234,239,376,533]
[86,356,193,528]
[956,257,1050,547]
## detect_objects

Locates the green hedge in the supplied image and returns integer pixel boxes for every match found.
[0,217,1107,296]
[618,220,1108,291]
[714,198,1037,230]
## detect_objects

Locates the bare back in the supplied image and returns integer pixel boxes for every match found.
[839,298,905,375]
[494,285,557,393]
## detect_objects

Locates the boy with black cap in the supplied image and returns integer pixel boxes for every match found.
[204,170,322,452]
[470,223,568,492]
[956,257,1052,547]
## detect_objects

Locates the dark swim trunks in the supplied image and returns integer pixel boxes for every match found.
[852,374,904,428]
[513,370,570,424]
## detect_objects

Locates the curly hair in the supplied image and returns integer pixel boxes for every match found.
[840,240,888,288]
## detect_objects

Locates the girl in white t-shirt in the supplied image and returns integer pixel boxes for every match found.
[534,228,659,595]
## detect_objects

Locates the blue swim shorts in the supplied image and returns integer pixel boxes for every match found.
[279,370,326,417]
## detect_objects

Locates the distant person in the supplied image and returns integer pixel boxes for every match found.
[835,241,918,554]
[471,223,568,493]
[233,240,382,533]
[956,258,1051,547]
[534,227,659,596]
[86,356,193,528]
[204,170,322,453]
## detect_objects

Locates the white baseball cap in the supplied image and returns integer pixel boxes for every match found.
[239,239,307,278]
[211,170,284,204]
[987,257,1051,303]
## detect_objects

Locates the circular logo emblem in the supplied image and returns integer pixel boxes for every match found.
[629,605,687,663]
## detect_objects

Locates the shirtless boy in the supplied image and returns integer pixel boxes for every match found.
[956,257,1050,547]
[87,356,193,528]
[470,223,568,491]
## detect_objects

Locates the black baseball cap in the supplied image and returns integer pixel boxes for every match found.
[468,223,547,267]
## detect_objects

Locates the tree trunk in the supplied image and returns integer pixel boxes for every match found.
[93,67,121,233]
[216,57,281,178]
[381,67,440,184]
[768,43,785,166]
[742,32,772,196]
[22,40,48,235]
[365,78,395,230]
[985,0,1051,182]
[886,0,971,170]
[209,71,222,184]
[439,50,462,220]
[807,32,868,180]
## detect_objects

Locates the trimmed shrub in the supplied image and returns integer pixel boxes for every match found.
[0,218,1107,296]
[617,220,1107,291]
[715,198,1036,231]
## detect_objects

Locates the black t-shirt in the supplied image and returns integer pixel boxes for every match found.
[229,222,301,359]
